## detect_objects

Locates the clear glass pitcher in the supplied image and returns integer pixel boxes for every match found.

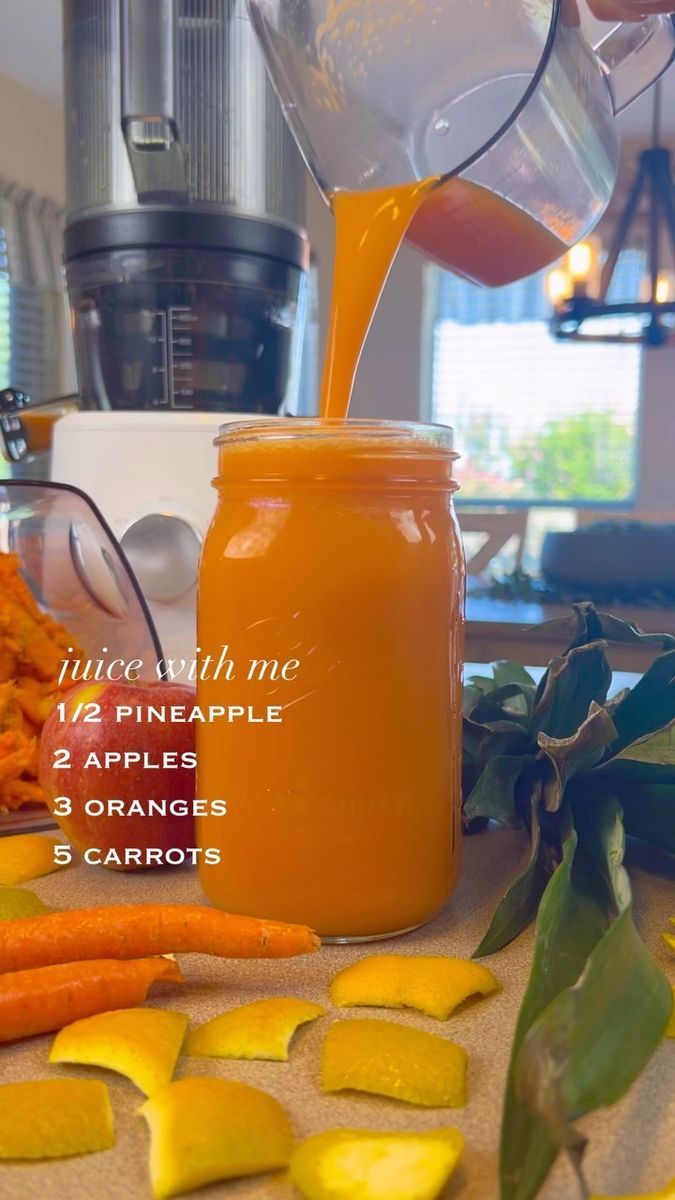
[247,0,674,282]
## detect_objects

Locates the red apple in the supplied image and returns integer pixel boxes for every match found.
[39,681,198,871]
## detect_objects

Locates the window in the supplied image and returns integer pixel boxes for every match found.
[426,253,645,507]
[0,189,68,481]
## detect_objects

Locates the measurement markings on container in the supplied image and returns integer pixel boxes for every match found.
[148,310,170,407]
[169,306,196,408]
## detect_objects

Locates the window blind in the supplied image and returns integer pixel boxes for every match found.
[0,185,66,402]
[429,254,644,506]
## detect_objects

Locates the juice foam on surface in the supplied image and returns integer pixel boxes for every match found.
[216,420,457,484]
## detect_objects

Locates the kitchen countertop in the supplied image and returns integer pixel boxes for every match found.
[2,828,674,1200]
[465,586,675,672]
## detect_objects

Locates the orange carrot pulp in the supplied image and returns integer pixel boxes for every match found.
[0,957,183,1042]
[0,903,320,973]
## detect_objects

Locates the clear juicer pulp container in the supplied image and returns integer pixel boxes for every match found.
[0,481,163,678]
[66,243,307,413]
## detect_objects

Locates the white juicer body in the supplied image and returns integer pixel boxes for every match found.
[51,411,274,666]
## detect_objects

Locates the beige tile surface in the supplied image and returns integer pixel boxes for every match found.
[1,828,673,1200]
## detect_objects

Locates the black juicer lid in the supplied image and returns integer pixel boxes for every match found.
[64,208,310,273]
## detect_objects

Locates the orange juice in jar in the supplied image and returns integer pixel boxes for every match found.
[197,419,465,941]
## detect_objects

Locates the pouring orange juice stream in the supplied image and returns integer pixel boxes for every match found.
[320,177,567,417]
[319,179,437,418]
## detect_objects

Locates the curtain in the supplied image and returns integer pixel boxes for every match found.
[0,180,72,404]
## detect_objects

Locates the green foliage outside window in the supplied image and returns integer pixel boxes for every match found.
[457,410,634,503]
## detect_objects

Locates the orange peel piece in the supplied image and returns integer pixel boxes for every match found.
[330,954,499,1020]
[140,1076,294,1198]
[591,1182,675,1200]
[50,1007,188,1096]
[0,833,66,885]
[321,1019,467,1108]
[290,1128,465,1200]
[0,1079,114,1158]
[184,997,325,1061]
[0,885,50,920]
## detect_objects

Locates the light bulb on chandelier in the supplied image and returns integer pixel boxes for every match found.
[547,81,675,347]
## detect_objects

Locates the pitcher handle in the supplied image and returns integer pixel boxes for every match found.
[593,14,675,115]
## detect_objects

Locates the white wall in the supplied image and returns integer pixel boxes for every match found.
[637,347,675,512]
[0,72,65,201]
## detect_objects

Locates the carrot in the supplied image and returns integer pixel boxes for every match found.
[0,956,183,1042]
[0,904,321,973]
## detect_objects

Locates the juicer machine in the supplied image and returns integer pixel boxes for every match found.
[52,0,310,659]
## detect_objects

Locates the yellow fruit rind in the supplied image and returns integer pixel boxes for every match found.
[290,1127,465,1200]
[0,834,66,886]
[184,996,325,1061]
[321,1019,468,1108]
[330,954,499,1020]
[50,1007,189,1096]
[140,1076,293,1199]
[590,1180,675,1200]
[0,885,50,920]
[0,1079,114,1158]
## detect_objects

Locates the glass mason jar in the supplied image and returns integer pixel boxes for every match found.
[196,419,465,941]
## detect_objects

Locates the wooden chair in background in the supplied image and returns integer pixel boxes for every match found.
[457,510,529,577]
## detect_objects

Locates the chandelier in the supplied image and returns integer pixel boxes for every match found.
[548,82,675,347]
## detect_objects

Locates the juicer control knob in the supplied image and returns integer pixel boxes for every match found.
[120,514,202,604]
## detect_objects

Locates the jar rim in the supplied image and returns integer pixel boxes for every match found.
[215,417,455,452]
